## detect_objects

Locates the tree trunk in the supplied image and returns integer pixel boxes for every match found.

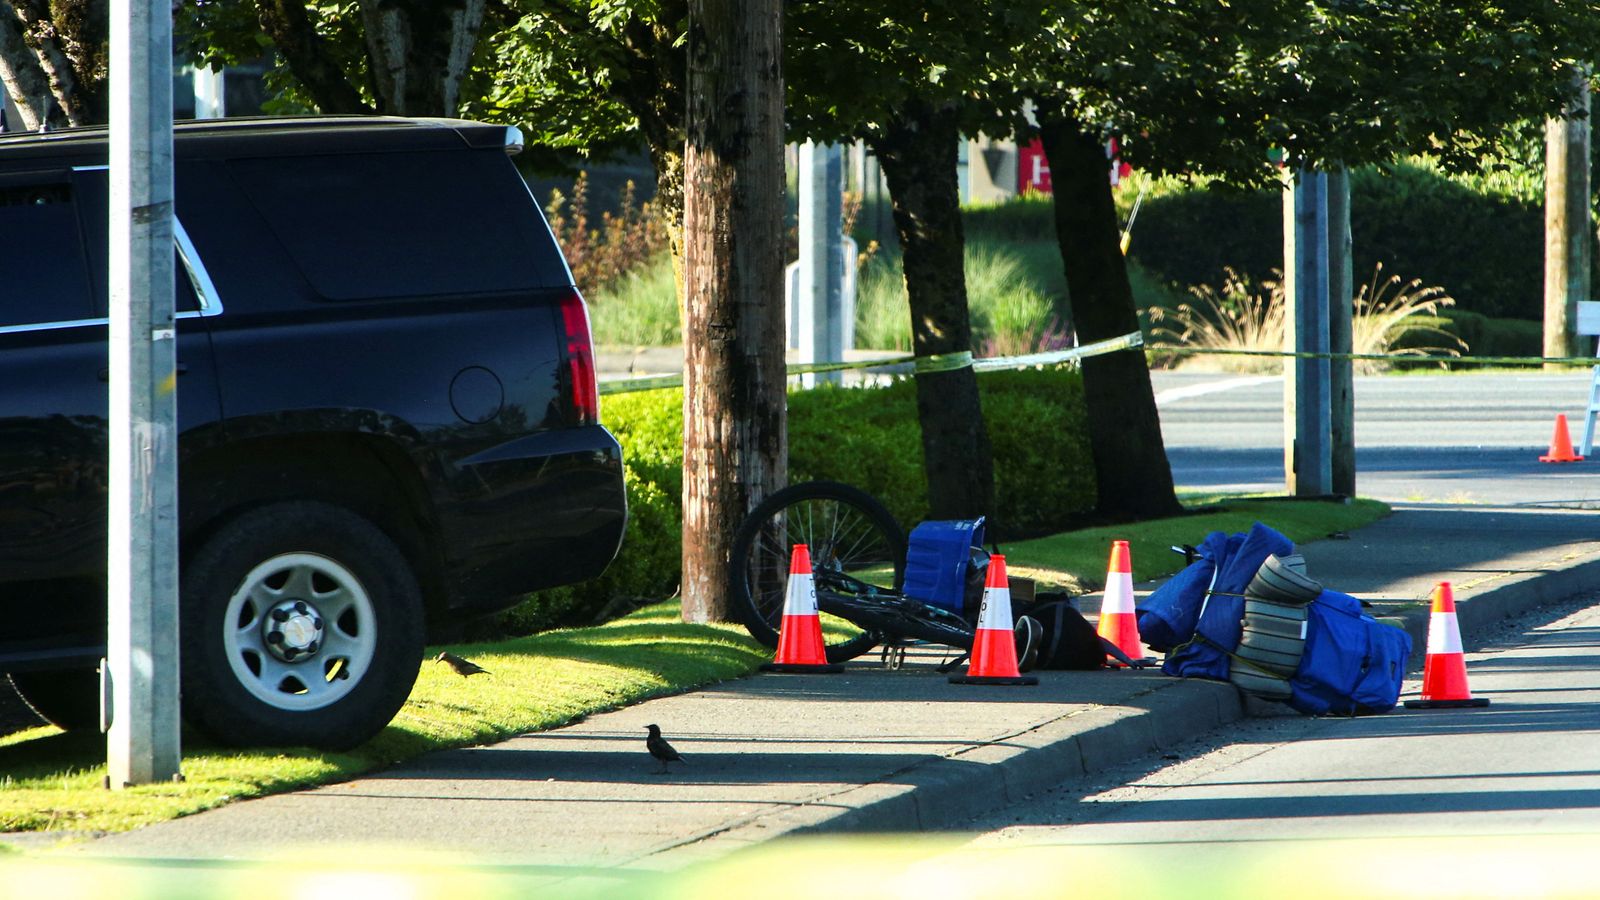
[357,0,486,116]
[1036,111,1181,520]
[680,0,785,623]
[869,103,995,524]
[256,0,372,114]
[5,0,105,125]
[0,2,66,130]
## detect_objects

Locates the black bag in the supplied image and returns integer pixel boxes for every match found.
[1026,592,1151,670]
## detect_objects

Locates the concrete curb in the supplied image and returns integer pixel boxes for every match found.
[1391,555,1600,665]
[649,677,1243,866]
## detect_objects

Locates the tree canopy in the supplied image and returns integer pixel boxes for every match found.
[785,0,1043,146]
[474,1,683,164]
[1016,0,1600,186]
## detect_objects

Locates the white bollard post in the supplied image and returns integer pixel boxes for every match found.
[797,140,845,386]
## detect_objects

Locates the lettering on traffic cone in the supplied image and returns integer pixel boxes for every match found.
[1096,540,1148,667]
[761,544,844,673]
[1403,581,1489,709]
[1539,414,1583,463]
[950,554,1038,686]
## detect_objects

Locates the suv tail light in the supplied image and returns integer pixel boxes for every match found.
[557,290,600,425]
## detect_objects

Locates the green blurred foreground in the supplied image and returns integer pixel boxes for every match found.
[2,832,1594,899]
[0,497,1384,836]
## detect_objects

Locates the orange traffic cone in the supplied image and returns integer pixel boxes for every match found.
[950,554,1038,685]
[1403,581,1490,709]
[1539,414,1584,463]
[761,544,844,673]
[1096,540,1148,667]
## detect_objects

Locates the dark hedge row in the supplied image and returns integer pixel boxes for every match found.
[486,366,1095,635]
[1125,161,1599,322]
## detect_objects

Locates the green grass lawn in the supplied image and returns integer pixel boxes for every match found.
[0,607,768,835]
[0,495,1386,838]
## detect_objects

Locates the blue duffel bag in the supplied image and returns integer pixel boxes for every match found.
[1289,589,1412,716]
[1137,522,1294,681]
[1135,529,1231,652]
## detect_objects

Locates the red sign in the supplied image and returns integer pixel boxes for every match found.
[1018,138,1052,195]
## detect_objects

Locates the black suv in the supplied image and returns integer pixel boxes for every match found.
[0,117,627,749]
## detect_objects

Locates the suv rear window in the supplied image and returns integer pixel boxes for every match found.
[229,150,567,301]
[0,176,94,326]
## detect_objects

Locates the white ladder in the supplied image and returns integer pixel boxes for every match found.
[1579,301,1600,457]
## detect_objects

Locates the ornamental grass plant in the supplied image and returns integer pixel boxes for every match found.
[1146,267,1285,372]
[1147,263,1464,373]
[1350,262,1465,372]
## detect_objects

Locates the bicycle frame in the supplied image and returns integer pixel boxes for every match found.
[813,570,976,652]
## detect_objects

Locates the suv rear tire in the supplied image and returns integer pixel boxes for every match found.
[181,502,424,750]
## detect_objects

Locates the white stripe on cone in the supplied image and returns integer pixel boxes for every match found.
[976,579,1011,631]
[784,567,817,617]
[1427,611,1464,655]
[1103,570,1135,615]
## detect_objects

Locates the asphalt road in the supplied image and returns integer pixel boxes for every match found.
[964,592,1600,844]
[1155,369,1600,506]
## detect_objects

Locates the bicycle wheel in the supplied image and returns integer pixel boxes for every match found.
[729,481,906,662]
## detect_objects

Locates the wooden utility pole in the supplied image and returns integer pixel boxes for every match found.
[680,1,786,622]
[1327,168,1355,497]
[1283,167,1333,497]
[1544,71,1591,366]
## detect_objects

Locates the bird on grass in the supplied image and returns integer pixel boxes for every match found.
[645,723,685,774]
[434,651,490,677]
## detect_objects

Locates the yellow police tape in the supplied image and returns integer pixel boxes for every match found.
[596,331,1145,396]
[597,331,1598,398]
[1154,345,1600,367]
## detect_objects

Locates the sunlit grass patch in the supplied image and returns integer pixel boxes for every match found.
[0,602,766,836]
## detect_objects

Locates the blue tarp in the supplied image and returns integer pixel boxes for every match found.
[1137,522,1293,681]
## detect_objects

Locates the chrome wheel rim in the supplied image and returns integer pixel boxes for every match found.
[222,552,377,711]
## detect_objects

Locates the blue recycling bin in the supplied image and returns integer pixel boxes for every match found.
[902,517,986,615]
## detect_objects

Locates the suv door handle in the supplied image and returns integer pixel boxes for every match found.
[98,362,190,382]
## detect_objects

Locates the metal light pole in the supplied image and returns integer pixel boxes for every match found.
[106,0,181,787]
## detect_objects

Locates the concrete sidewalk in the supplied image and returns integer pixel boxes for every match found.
[40,503,1600,868]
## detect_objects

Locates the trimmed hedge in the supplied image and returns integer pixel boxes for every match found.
[1391,309,1544,366]
[487,367,1095,635]
[1125,160,1600,322]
